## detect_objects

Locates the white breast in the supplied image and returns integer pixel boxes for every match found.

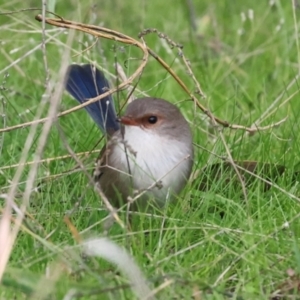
[108,125,192,206]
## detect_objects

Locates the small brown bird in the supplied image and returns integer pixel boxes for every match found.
[65,64,193,210]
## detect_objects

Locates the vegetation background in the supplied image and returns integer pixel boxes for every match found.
[1,0,300,299]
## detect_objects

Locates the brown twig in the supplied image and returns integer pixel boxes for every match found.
[1,14,286,135]
[0,149,100,171]
[0,14,149,134]
[139,28,287,133]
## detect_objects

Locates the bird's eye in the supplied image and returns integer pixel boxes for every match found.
[148,116,157,124]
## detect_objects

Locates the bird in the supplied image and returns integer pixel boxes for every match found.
[65,64,194,210]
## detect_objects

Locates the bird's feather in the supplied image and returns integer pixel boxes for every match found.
[65,64,120,134]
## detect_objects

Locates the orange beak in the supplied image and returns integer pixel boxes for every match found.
[119,116,139,126]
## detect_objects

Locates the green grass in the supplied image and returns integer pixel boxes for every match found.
[1,0,300,299]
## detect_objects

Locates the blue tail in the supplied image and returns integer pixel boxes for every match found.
[65,64,120,134]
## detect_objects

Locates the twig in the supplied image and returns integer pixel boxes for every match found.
[114,62,136,103]
[0,14,149,134]
[41,0,50,87]
[139,28,287,133]
[0,149,100,171]
[1,14,287,135]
